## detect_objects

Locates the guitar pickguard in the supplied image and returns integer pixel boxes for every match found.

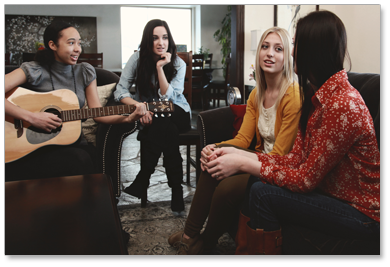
[26,125,62,144]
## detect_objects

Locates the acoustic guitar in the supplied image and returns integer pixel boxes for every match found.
[5,87,174,163]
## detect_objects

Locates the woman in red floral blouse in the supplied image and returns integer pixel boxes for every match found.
[201,10,380,254]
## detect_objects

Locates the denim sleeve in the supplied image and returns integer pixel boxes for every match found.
[158,57,186,100]
[114,53,139,102]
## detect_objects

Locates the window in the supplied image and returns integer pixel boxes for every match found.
[120,6,192,68]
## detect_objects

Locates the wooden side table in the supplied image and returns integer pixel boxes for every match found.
[5,174,128,255]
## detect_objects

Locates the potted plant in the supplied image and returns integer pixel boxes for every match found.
[213,5,231,77]
[195,46,210,67]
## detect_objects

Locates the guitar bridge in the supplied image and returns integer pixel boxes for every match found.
[14,119,23,138]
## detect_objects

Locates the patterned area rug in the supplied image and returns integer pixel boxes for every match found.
[118,196,236,255]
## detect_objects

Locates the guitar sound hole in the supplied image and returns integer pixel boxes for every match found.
[26,109,62,144]
[45,108,62,118]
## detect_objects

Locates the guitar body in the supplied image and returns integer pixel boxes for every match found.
[5,87,174,163]
[5,88,81,163]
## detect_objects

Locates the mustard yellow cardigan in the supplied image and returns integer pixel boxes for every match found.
[218,83,301,156]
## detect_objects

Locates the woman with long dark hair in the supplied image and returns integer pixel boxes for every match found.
[114,19,191,215]
[199,10,380,255]
[5,21,145,181]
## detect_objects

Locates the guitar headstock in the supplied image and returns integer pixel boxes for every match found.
[147,100,175,116]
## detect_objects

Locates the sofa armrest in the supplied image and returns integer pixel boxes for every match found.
[96,119,137,197]
[347,72,380,149]
[96,97,138,197]
[197,106,235,149]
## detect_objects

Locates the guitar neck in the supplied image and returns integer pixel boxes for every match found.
[61,105,136,122]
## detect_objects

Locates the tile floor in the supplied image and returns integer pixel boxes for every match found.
[117,130,198,206]
[116,101,227,207]
[116,110,201,206]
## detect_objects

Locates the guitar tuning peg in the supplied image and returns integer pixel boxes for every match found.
[168,113,171,117]
[154,114,158,117]
[161,114,165,117]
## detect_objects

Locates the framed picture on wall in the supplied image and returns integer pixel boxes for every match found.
[176,45,187,52]
[5,15,97,65]
[274,5,319,37]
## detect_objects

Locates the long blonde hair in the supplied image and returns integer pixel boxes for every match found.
[254,27,297,114]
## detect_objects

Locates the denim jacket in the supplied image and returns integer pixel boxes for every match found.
[114,51,191,117]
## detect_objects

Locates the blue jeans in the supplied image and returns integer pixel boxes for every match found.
[249,180,379,240]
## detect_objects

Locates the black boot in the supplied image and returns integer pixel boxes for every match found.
[163,153,185,215]
[123,169,152,199]
[171,185,185,216]
[124,134,162,198]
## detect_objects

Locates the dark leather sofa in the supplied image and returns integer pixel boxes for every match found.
[5,65,128,197]
[197,71,380,255]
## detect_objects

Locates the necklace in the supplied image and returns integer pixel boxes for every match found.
[49,65,77,95]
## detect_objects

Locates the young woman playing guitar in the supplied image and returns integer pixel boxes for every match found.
[5,21,146,182]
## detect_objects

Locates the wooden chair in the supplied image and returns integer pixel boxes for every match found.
[78,53,103,68]
[178,51,193,107]
[177,51,201,185]
[192,53,212,69]
[206,53,213,68]
[5,53,12,65]
[208,57,231,108]
[192,53,213,110]
[192,54,204,109]
[140,51,201,207]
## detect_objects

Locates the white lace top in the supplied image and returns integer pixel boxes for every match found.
[258,102,277,154]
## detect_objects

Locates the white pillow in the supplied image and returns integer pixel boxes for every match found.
[82,83,117,145]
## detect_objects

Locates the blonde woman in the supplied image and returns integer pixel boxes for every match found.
[168,27,301,254]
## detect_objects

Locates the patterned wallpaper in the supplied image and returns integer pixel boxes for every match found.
[5,15,97,65]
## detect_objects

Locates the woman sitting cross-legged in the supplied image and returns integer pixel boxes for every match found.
[201,10,380,255]
[168,27,302,254]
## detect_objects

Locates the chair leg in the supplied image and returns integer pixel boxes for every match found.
[186,144,191,184]
[141,189,147,208]
[213,89,216,108]
[217,88,220,107]
[195,144,201,184]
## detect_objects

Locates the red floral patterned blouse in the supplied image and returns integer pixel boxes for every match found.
[256,70,380,222]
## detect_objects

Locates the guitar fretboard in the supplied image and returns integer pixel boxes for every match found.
[61,105,135,122]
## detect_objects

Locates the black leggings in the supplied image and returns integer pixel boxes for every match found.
[5,142,97,182]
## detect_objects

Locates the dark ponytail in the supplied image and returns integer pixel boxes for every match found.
[35,21,72,65]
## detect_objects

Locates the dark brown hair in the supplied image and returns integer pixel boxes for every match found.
[136,19,177,101]
[294,10,351,135]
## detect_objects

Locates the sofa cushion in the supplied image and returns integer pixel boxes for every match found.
[82,83,117,145]
[230,104,247,137]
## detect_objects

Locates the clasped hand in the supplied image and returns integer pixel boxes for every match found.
[200,146,243,180]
